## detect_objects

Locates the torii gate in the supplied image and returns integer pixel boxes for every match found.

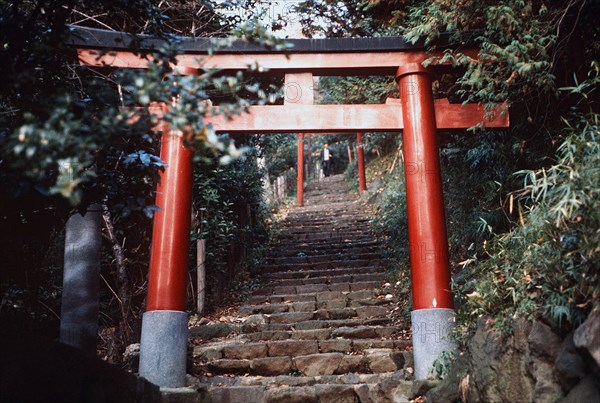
[70,26,509,387]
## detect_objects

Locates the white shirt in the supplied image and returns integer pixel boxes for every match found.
[324,149,330,161]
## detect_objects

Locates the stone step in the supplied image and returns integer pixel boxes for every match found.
[270,240,381,252]
[266,248,380,261]
[275,230,375,239]
[189,321,401,344]
[242,318,397,335]
[243,325,401,341]
[268,241,380,257]
[280,229,372,237]
[189,175,416,400]
[246,289,383,306]
[238,303,389,319]
[278,218,372,226]
[253,281,384,296]
[277,230,373,241]
[301,200,358,206]
[186,318,396,339]
[202,370,409,387]
[194,339,412,362]
[242,312,390,333]
[207,378,417,403]
[281,220,371,230]
[257,273,386,289]
[260,265,385,281]
[204,349,410,377]
[239,298,390,316]
[266,252,382,265]
[259,259,386,274]
[281,217,372,227]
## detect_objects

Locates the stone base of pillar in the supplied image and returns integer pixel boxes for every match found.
[411,308,457,380]
[139,310,188,387]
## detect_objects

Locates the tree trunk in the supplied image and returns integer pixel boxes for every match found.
[101,206,131,363]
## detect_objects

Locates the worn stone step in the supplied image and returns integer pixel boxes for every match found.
[261,265,384,279]
[246,289,382,306]
[194,339,412,362]
[207,378,417,403]
[189,321,401,343]
[204,349,409,377]
[260,273,386,288]
[252,281,384,296]
[281,218,372,228]
[202,370,409,388]
[206,381,358,403]
[259,259,386,274]
[268,241,380,257]
[235,305,389,324]
[191,175,415,399]
[281,226,370,233]
[243,318,396,334]
[237,304,389,322]
[238,298,391,316]
[277,231,374,242]
[243,324,401,341]
[273,235,378,248]
[266,252,382,265]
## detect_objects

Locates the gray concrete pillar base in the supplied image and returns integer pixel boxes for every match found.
[411,308,457,380]
[139,310,188,387]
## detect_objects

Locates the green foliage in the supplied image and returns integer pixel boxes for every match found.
[440,130,518,259]
[455,66,600,336]
[296,0,407,37]
[373,162,410,281]
[343,159,358,190]
[260,133,298,180]
[317,76,395,105]
[430,350,456,380]
[0,0,283,350]
[192,144,269,306]
[317,75,400,158]
[402,0,600,106]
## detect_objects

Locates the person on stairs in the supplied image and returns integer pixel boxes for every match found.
[321,143,333,177]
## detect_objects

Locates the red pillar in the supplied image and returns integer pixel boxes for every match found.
[297,133,304,206]
[146,122,194,311]
[396,64,453,310]
[357,132,367,192]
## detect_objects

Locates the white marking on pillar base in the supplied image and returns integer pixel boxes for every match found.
[411,308,457,380]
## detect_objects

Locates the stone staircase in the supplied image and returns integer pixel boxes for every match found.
[189,175,416,403]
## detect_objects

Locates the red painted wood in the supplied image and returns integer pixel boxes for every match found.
[297,133,304,207]
[397,66,453,310]
[357,132,367,192]
[77,48,480,75]
[147,120,194,311]
[204,101,509,133]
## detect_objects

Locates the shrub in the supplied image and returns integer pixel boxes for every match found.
[455,64,600,337]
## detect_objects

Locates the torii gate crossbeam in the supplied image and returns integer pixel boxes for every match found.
[69,26,510,386]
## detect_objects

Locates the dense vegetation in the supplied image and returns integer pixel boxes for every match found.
[0,0,286,363]
[298,0,599,338]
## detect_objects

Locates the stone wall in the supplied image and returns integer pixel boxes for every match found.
[426,312,600,402]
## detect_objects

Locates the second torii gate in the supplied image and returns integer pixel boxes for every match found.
[295,131,367,206]
[71,26,509,387]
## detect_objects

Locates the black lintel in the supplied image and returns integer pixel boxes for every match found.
[67,25,478,54]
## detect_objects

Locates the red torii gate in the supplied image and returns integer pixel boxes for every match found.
[70,26,509,387]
